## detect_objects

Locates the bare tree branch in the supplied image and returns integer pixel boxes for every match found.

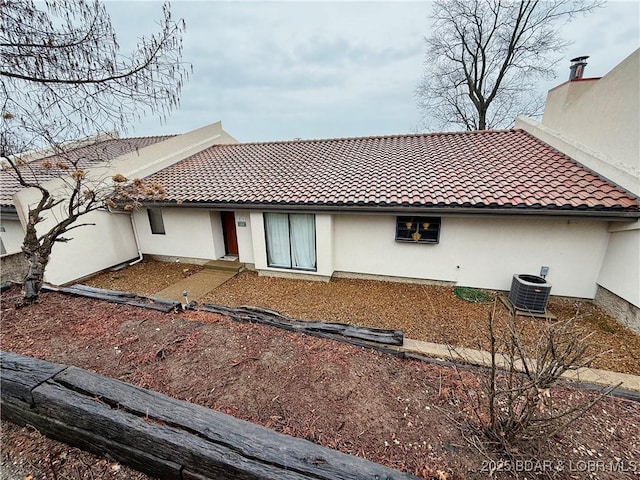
[416,0,602,131]
[0,0,189,305]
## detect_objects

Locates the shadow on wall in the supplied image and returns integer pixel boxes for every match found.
[1,252,27,284]
[595,286,640,335]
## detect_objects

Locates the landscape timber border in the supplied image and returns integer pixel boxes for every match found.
[28,284,640,400]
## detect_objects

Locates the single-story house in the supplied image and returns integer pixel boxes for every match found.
[1,52,638,332]
[129,128,637,307]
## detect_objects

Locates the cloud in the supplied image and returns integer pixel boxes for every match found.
[150,1,427,140]
[105,1,638,142]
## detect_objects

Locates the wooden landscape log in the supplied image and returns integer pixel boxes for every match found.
[0,351,67,405]
[42,284,181,312]
[70,284,140,298]
[1,400,183,480]
[1,351,419,480]
[40,283,403,345]
[201,303,404,346]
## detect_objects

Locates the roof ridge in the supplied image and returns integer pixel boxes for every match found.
[230,128,522,146]
[106,134,176,142]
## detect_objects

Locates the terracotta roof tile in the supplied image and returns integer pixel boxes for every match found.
[142,129,639,214]
[0,136,172,208]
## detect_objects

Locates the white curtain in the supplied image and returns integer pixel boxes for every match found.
[265,213,316,270]
[265,213,291,268]
[290,214,316,270]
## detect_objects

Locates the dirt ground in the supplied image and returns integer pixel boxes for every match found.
[1,421,151,480]
[1,288,639,480]
[83,260,640,375]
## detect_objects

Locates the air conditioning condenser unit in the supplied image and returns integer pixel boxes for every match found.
[508,274,552,314]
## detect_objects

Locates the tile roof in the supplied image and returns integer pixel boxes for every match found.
[142,129,639,214]
[0,136,171,208]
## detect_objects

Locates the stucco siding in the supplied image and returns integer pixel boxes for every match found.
[0,218,24,254]
[333,214,610,298]
[235,211,254,264]
[10,182,139,285]
[45,210,138,285]
[315,214,334,276]
[249,212,267,269]
[209,211,226,259]
[597,223,640,308]
[134,208,221,261]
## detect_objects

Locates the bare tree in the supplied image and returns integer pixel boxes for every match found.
[416,0,601,131]
[0,0,189,305]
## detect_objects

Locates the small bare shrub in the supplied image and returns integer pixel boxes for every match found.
[452,303,617,452]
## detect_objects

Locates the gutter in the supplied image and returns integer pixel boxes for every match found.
[0,206,19,220]
[106,206,143,265]
[128,213,144,265]
[127,201,640,221]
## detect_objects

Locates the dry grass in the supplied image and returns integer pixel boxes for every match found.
[83,260,640,375]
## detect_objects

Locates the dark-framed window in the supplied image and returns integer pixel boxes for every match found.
[395,216,440,243]
[264,213,316,271]
[147,208,166,235]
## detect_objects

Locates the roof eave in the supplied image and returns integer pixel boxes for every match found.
[132,200,640,220]
[1,205,18,217]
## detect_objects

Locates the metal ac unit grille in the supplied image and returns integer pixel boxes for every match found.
[508,274,552,313]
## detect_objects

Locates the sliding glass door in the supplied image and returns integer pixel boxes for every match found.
[264,213,316,271]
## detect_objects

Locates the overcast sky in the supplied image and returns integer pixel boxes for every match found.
[105,1,639,142]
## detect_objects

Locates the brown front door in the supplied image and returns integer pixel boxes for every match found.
[221,212,238,256]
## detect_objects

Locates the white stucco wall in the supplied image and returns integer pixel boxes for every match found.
[134,208,615,300]
[10,183,139,285]
[249,212,267,268]
[316,214,334,276]
[133,207,224,261]
[0,218,24,254]
[597,221,640,308]
[519,50,640,311]
[332,214,610,298]
[209,211,227,259]
[235,211,254,264]
[46,210,138,285]
[134,208,258,264]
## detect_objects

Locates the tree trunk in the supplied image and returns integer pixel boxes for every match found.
[477,107,487,130]
[19,220,52,307]
[20,252,48,306]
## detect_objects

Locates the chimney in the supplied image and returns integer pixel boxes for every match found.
[569,56,589,80]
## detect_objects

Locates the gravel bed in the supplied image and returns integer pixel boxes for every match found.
[84,261,640,375]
